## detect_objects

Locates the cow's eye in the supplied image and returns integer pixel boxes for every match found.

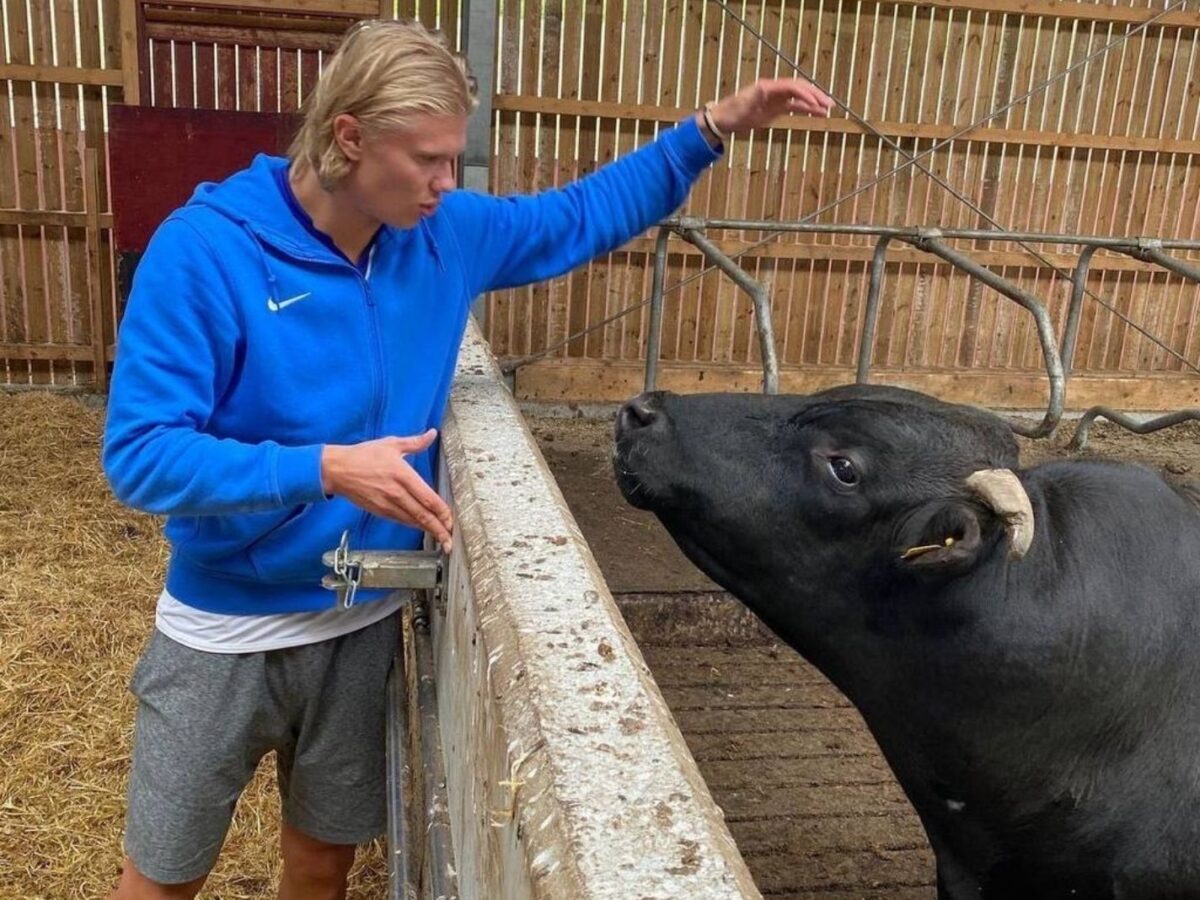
[828,456,859,485]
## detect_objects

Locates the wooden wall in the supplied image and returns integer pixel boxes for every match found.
[2,0,1198,410]
[0,0,437,389]
[486,0,1200,409]
[0,0,122,388]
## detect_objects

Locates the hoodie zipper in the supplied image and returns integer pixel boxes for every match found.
[241,220,441,587]
[354,244,385,559]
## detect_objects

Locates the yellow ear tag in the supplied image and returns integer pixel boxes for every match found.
[900,536,956,560]
[900,543,941,560]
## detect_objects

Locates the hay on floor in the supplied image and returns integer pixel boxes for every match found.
[0,392,387,898]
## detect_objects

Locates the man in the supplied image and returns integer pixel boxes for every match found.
[103,17,832,900]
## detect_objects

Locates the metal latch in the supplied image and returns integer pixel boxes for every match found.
[321,529,445,609]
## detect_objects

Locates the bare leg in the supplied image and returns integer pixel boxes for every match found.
[278,822,356,900]
[108,857,207,900]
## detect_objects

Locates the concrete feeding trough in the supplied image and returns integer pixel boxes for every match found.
[369,320,760,899]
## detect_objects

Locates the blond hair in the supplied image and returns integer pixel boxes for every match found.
[290,19,478,188]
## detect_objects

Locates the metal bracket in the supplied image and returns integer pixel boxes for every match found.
[321,529,444,609]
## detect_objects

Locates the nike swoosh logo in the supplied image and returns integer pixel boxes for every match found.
[266,292,312,312]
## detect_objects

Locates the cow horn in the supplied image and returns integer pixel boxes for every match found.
[965,469,1034,560]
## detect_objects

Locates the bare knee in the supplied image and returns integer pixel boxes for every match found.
[109,857,207,900]
[279,823,356,899]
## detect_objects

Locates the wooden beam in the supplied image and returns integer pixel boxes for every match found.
[119,0,140,105]
[150,0,377,15]
[145,21,343,52]
[0,343,110,362]
[0,209,114,228]
[882,0,1199,30]
[511,360,1200,413]
[143,7,350,33]
[0,64,124,87]
[492,95,1200,157]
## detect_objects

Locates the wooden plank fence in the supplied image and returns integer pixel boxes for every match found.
[1,0,1198,411]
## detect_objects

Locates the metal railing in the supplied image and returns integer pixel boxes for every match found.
[648,218,1200,445]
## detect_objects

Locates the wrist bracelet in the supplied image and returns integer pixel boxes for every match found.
[702,102,728,142]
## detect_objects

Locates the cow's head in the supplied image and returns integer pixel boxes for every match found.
[612,385,1029,645]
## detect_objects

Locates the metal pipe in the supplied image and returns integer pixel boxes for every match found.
[857,235,893,384]
[903,235,1065,438]
[1069,407,1200,451]
[1062,244,1099,380]
[666,216,1200,250]
[411,597,459,900]
[680,228,780,394]
[1120,244,1200,284]
[645,227,670,392]
[385,636,414,900]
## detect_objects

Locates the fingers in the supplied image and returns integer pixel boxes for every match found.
[394,463,454,548]
[756,77,834,116]
[348,430,453,550]
[389,484,454,551]
[790,88,835,116]
[391,428,439,454]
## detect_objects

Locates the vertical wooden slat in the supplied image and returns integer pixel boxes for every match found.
[151,39,172,107]
[300,47,320,106]
[620,0,647,360]
[196,43,217,109]
[120,0,142,105]
[818,1,853,366]
[85,150,107,390]
[522,0,547,357]
[238,44,258,111]
[33,0,68,383]
[488,0,521,356]
[577,0,605,359]
[56,0,88,357]
[89,0,119,371]
[9,0,49,383]
[703,0,736,365]
[656,0,688,361]
[174,40,196,109]
[0,1,22,380]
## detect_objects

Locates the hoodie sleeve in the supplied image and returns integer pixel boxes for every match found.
[443,117,720,296]
[103,216,327,516]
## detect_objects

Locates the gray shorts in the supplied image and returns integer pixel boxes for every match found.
[123,613,401,884]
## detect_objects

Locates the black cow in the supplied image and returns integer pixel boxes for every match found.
[612,384,1200,900]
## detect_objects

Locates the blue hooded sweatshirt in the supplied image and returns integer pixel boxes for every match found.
[103,118,720,615]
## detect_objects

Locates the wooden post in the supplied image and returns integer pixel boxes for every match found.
[119,0,141,105]
[84,150,108,392]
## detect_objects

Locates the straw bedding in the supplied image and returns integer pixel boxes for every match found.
[0,392,386,898]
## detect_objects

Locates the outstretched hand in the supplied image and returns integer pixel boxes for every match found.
[705,77,834,138]
[321,429,454,552]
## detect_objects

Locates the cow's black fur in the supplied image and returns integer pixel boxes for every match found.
[612,384,1200,900]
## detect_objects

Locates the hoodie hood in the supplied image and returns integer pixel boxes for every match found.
[189,154,328,259]
[186,153,444,283]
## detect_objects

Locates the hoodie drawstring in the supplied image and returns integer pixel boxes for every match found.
[243,222,281,304]
[420,220,445,273]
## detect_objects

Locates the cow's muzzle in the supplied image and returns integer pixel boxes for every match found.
[966,469,1034,559]
[616,392,662,435]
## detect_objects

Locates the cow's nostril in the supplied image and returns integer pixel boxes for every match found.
[618,394,660,432]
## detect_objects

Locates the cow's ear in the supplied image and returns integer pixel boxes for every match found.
[895,501,987,577]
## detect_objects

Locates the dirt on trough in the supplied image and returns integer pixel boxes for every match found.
[529,408,1200,900]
